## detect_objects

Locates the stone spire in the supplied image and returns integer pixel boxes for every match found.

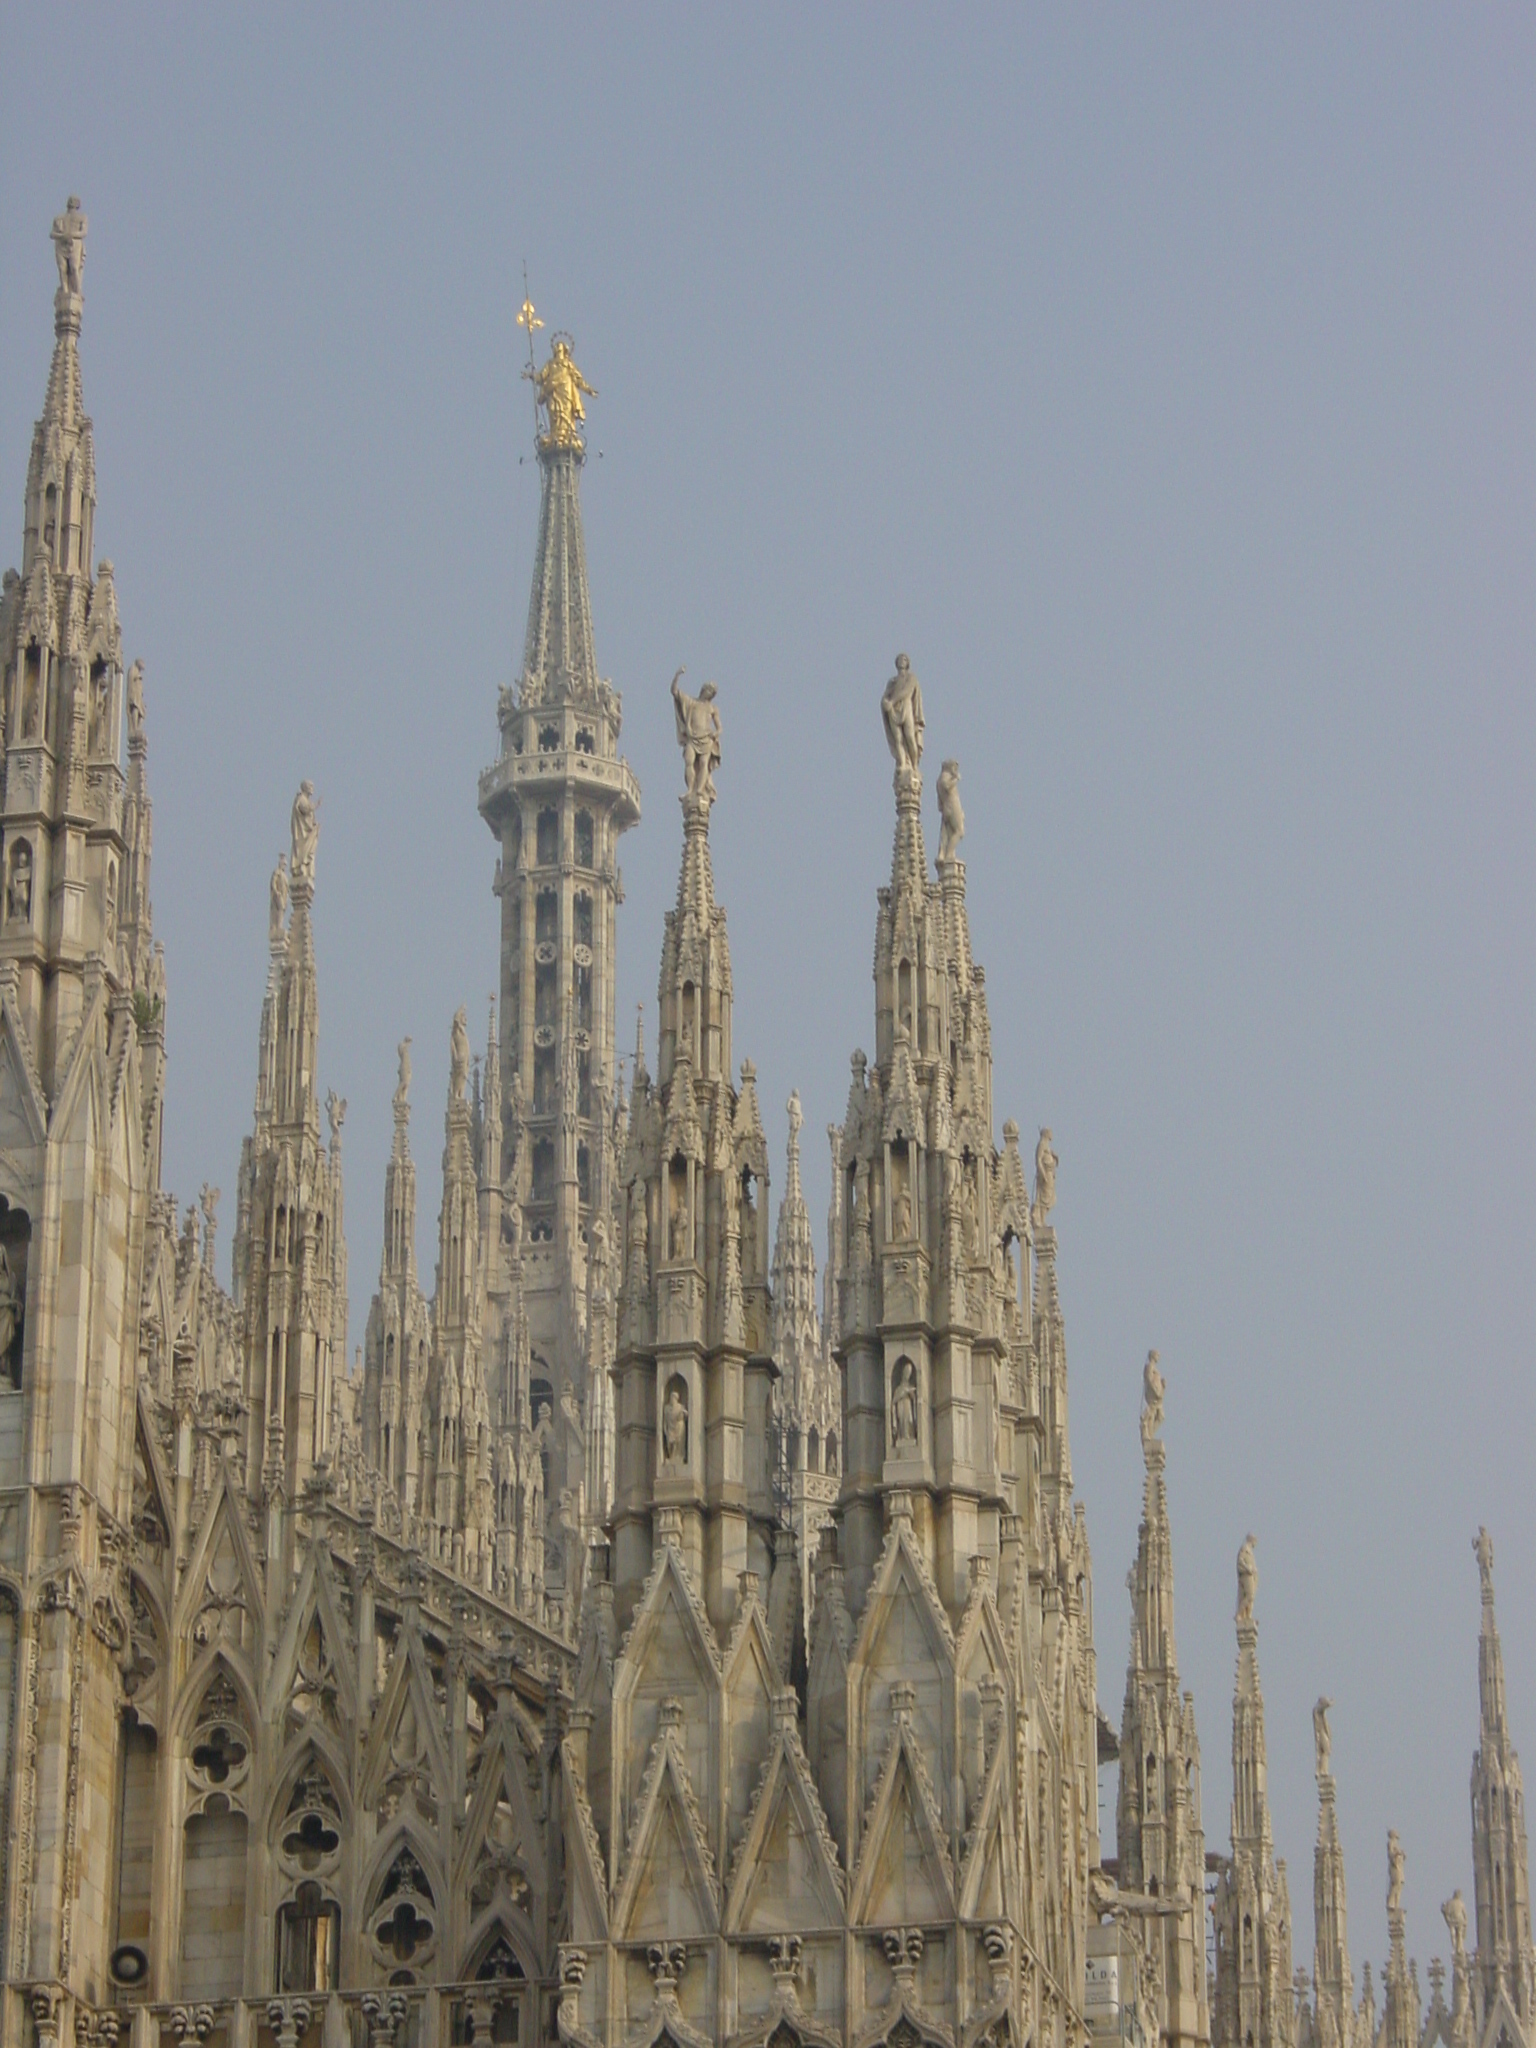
[611,678,774,1635]
[1117,1359,1210,2048]
[363,1038,431,1511]
[424,1006,490,1577]
[1470,1528,1535,2023]
[1214,1536,1295,2048]
[231,784,348,1515]
[1382,1831,1420,2048]
[771,1090,837,1626]
[1,197,145,1093]
[479,325,639,1599]
[1312,1698,1358,2048]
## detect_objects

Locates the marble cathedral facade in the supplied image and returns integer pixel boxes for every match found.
[0,200,1529,2048]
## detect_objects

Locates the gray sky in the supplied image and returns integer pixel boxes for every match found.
[4,5,1532,1983]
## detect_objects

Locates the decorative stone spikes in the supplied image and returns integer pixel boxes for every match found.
[1470,1528,1536,2021]
[1312,1698,1357,2048]
[520,426,599,703]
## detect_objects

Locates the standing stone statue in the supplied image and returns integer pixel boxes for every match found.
[936,759,964,860]
[1140,1350,1165,1445]
[1475,1525,1495,1597]
[268,854,289,942]
[1236,1533,1258,1623]
[0,1245,20,1362]
[1313,1696,1333,1777]
[1442,1891,1468,1963]
[394,1037,413,1114]
[1033,1127,1058,1226]
[450,1007,471,1100]
[670,668,721,800]
[891,1357,919,1448]
[1387,1830,1405,1915]
[126,658,144,739]
[662,1380,688,1467]
[881,653,925,771]
[290,780,319,883]
[52,196,86,296]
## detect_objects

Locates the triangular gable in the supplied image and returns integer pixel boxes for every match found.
[558,1732,610,1942]
[725,1711,844,1933]
[456,1707,547,1931]
[612,1538,720,1867]
[612,1712,720,1941]
[265,1530,360,1736]
[849,1721,955,1926]
[360,1612,453,1823]
[132,1388,175,1566]
[1478,1986,1530,2048]
[174,1456,266,1662]
[806,1571,851,1862]
[723,1594,781,1853]
[958,1735,1018,1923]
[47,972,107,1142]
[0,986,49,1157]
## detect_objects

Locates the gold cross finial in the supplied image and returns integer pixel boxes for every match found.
[517,293,543,342]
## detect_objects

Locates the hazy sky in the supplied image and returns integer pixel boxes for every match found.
[4,7,1532,1981]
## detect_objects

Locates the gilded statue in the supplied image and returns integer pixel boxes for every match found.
[670,668,721,801]
[882,653,925,771]
[529,336,597,450]
[937,758,964,860]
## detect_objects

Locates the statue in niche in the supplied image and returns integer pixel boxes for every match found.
[7,845,32,924]
[669,1179,690,1261]
[126,659,144,739]
[1033,1127,1058,1226]
[670,668,721,800]
[21,662,39,741]
[1387,1830,1405,1915]
[394,1036,412,1113]
[881,653,925,771]
[268,853,288,941]
[937,758,964,859]
[1236,1533,1258,1623]
[450,1007,471,1099]
[104,861,117,944]
[1140,1350,1165,1445]
[89,669,110,756]
[290,779,319,882]
[1313,1696,1333,1777]
[891,1356,919,1449]
[628,1181,648,1278]
[961,1166,980,1258]
[662,1378,688,1468]
[0,1245,20,1363]
[892,1179,912,1239]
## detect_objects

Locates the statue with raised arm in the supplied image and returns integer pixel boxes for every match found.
[1033,1127,1058,1226]
[882,653,925,771]
[268,854,288,942]
[670,668,721,801]
[290,780,319,883]
[936,759,964,860]
[450,1007,471,1100]
[52,196,86,297]
[1313,1696,1333,1777]
[1236,1533,1258,1623]
[530,336,597,449]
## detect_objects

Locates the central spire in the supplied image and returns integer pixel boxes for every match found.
[519,325,601,701]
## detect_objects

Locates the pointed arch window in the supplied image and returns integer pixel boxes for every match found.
[277,1879,340,1992]
[536,808,559,865]
[574,810,594,867]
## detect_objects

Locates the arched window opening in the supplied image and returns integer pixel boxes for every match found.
[577,1050,592,1120]
[533,1047,556,1119]
[826,1432,838,1473]
[537,725,560,754]
[574,810,594,867]
[681,982,697,1062]
[535,889,558,945]
[897,958,914,1039]
[808,1428,821,1473]
[277,1878,340,1992]
[535,963,556,1032]
[111,1714,157,1994]
[573,892,594,951]
[574,961,592,1034]
[577,1145,591,1207]
[20,645,42,741]
[0,1196,30,1390]
[536,808,559,865]
[574,726,595,756]
[531,1141,554,1206]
